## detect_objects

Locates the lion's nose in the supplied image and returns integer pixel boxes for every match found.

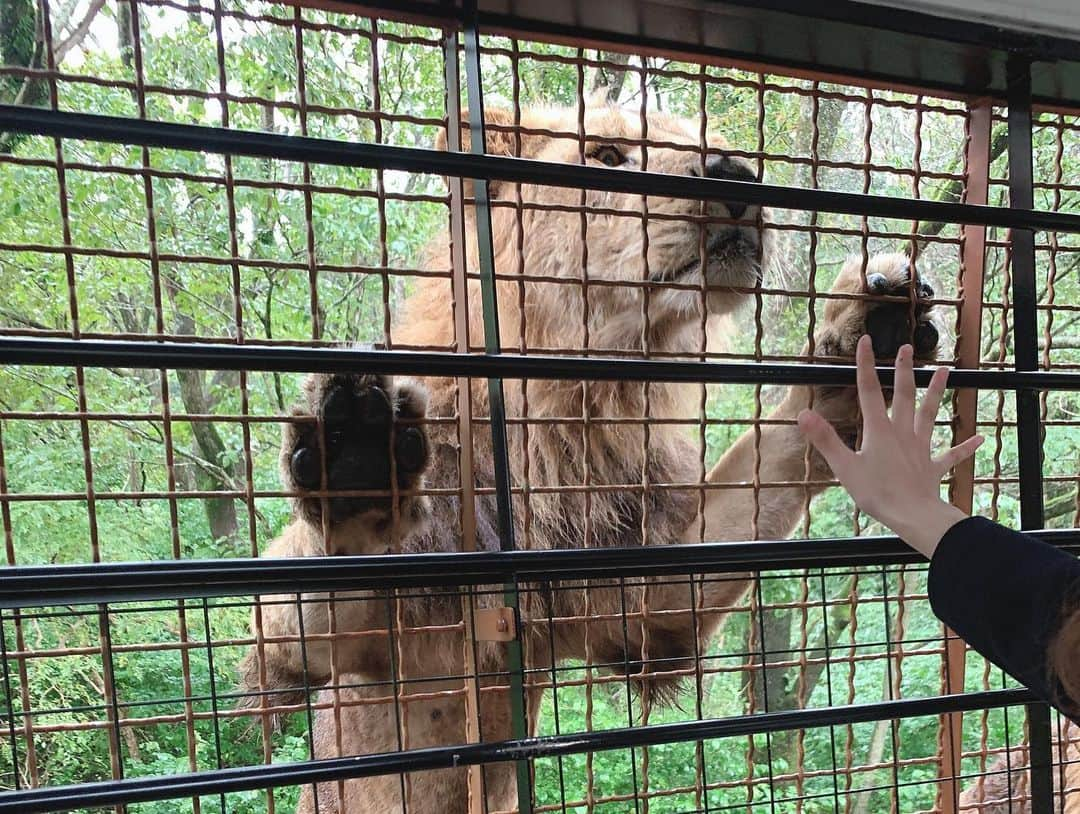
[700,155,759,220]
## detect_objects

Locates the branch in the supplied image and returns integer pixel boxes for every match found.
[113,418,239,488]
[911,125,1009,250]
[53,0,105,63]
[0,305,51,330]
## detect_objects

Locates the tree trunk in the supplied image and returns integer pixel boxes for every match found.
[793,94,844,193]
[591,51,632,104]
[163,278,240,542]
[175,364,239,541]
[0,0,47,152]
[117,0,134,73]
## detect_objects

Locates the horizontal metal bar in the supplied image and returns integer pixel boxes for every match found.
[5,105,1080,233]
[351,0,1080,111]
[0,687,1035,813]
[1,530,1076,608]
[3,337,1080,390]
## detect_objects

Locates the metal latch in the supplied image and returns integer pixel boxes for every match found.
[475,607,515,641]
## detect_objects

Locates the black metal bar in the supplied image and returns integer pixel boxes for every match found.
[7,105,1080,233]
[0,611,21,791]
[1007,54,1054,814]
[0,530,1076,609]
[3,337,1080,390]
[0,687,1036,814]
[724,0,1072,59]
[345,0,1080,111]
[349,0,1080,63]
[460,1,517,554]
[461,1,535,803]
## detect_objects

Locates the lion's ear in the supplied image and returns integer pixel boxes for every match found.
[437,107,551,197]
[437,107,550,159]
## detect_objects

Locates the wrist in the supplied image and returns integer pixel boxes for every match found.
[887,500,968,559]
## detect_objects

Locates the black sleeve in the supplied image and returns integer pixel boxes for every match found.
[928,515,1080,715]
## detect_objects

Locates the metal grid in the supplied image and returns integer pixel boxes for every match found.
[0,1,1077,813]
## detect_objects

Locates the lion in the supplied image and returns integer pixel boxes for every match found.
[237,104,942,813]
[954,720,1080,813]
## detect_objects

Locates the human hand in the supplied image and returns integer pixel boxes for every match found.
[797,334,983,558]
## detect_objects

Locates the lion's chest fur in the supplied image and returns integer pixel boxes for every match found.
[410,380,701,557]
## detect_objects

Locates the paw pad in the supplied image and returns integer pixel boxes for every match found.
[862,265,939,360]
[288,376,429,524]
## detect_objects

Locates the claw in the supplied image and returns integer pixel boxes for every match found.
[290,446,322,489]
[395,427,426,473]
[914,322,939,356]
[866,272,889,294]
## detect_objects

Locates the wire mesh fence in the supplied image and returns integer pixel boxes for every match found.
[0,1,1078,813]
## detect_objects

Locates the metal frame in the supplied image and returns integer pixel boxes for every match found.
[5,106,1080,234]
[0,689,1037,814]
[1007,54,1054,814]
[347,0,1080,109]
[2,336,1080,389]
[0,530,1077,609]
[1,1,1078,812]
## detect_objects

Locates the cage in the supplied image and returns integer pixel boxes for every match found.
[0,1,1078,813]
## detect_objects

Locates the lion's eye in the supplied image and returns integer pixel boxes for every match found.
[591,145,625,167]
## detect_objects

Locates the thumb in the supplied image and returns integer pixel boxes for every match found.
[933,434,984,476]
[798,409,855,479]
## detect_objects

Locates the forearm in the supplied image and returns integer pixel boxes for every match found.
[928,515,1080,714]
[688,391,831,544]
[241,520,392,698]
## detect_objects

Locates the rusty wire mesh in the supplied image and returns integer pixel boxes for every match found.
[0,2,1077,813]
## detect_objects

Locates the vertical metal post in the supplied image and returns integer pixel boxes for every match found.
[460,1,535,810]
[442,25,486,814]
[937,100,992,814]
[1006,54,1053,814]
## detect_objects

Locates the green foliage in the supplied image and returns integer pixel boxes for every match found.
[0,3,1076,811]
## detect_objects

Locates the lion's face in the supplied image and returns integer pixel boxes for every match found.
[482,105,769,351]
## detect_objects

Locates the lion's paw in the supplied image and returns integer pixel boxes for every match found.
[816,252,940,364]
[802,253,941,447]
[283,373,430,532]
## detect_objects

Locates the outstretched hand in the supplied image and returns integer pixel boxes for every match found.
[797,334,983,558]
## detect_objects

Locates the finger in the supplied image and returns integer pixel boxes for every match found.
[798,409,856,480]
[855,334,888,431]
[915,366,950,446]
[891,344,915,431]
[932,434,984,475]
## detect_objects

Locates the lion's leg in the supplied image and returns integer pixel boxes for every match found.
[544,254,944,702]
[299,681,469,814]
[239,372,433,717]
[689,252,941,630]
[237,540,390,722]
[297,669,543,814]
[693,253,939,542]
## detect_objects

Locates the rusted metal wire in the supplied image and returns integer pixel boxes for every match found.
[0,3,1076,813]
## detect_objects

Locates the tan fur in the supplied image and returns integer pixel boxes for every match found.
[956,720,1080,813]
[239,105,938,813]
